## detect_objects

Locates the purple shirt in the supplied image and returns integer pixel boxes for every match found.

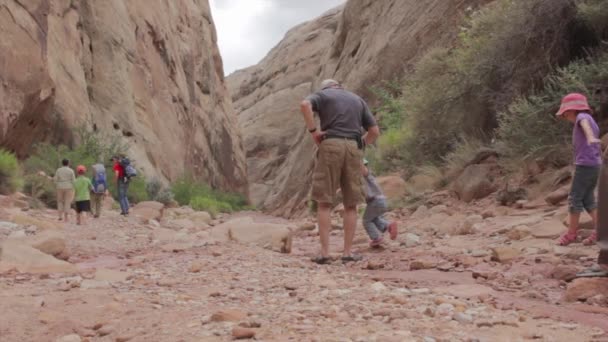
[573,113,602,166]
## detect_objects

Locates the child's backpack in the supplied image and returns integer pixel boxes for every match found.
[120,157,138,179]
[92,164,107,193]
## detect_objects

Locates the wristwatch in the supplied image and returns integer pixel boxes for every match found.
[308,127,317,133]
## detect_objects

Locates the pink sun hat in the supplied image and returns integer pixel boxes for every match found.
[556,93,591,116]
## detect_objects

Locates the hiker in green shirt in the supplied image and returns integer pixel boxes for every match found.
[74,165,94,225]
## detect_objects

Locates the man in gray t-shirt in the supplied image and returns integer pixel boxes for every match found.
[300,79,380,264]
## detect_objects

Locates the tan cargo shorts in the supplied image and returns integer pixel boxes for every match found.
[312,138,363,206]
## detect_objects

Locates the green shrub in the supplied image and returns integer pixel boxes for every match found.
[23,174,55,208]
[155,188,175,205]
[190,196,233,217]
[0,149,22,194]
[145,178,174,205]
[146,178,163,200]
[369,0,591,171]
[578,0,608,39]
[370,80,405,131]
[497,51,608,159]
[172,175,248,214]
[126,177,148,203]
[24,127,128,177]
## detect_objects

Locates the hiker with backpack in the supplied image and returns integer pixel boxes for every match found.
[112,155,137,216]
[91,162,108,218]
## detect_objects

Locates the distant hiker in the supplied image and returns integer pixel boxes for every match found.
[300,79,380,264]
[112,156,130,216]
[74,165,94,225]
[54,159,75,222]
[555,93,602,246]
[91,162,108,218]
[362,159,398,247]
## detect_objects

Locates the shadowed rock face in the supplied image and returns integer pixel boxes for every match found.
[228,0,493,217]
[0,0,247,194]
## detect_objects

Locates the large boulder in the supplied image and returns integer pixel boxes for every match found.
[132,201,164,223]
[530,219,565,239]
[376,175,408,201]
[0,242,76,274]
[453,165,496,203]
[9,214,60,231]
[27,231,68,259]
[545,185,570,205]
[211,218,293,253]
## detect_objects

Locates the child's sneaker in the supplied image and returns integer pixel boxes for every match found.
[388,222,398,240]
[369,236,384,248]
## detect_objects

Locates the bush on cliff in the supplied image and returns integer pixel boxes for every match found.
[0,149,22,194]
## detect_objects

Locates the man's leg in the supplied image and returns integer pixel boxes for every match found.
[118,183,127,214]
[317,202,332,258]
[57,189,65,220]
[124,182,130,214]
[343,205,357,256]
[340,141,364,258]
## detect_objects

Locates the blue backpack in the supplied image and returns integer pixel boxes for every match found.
[120,158,138,179]
[92,164,107,193]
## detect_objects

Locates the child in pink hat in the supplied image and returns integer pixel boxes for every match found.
[556,93,602,246]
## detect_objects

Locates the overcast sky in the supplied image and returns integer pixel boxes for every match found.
[210,0,345,75]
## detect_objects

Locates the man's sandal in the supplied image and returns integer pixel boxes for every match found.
[341,254,363,264]
[311,256,332,265]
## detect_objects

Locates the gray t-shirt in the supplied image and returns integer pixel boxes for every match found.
[363,173,385,202]
[306,88,377,137]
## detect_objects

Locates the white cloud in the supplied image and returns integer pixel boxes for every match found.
[210,0,345,75]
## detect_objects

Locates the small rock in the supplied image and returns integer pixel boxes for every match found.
[429,205,448,215]
[565,278,608,302]
[412,288,431,295]
[232,327,256,339]
[549,265,579,282]
[97,325,115,337]
[491,247,520,263]
[365,261,384,270]
[436,303,455,316]
[371,282,387,292]
[115,334,136,342]
[545,186,569,205]
[211,309,247,322]
[189,261,204,273]
[410,260,436,270]
[470,250,489,258]
[402,233,421,247]
[411,205,429,220]
[56,334,81,342]
[81,280,110,290]
[453,312,473,324]
[506,226,531,241]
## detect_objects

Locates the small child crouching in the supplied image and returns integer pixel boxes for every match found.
[362,159,398,247]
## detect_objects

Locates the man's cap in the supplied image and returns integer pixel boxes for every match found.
[320,79,340,90]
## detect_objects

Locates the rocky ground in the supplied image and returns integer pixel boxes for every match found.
[1,192,607,342]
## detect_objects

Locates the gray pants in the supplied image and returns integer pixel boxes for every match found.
[598,163,608,265]
[363,197,389,240]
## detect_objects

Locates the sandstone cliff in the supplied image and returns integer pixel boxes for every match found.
[0,0,247,193]
[228,0,493,217]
